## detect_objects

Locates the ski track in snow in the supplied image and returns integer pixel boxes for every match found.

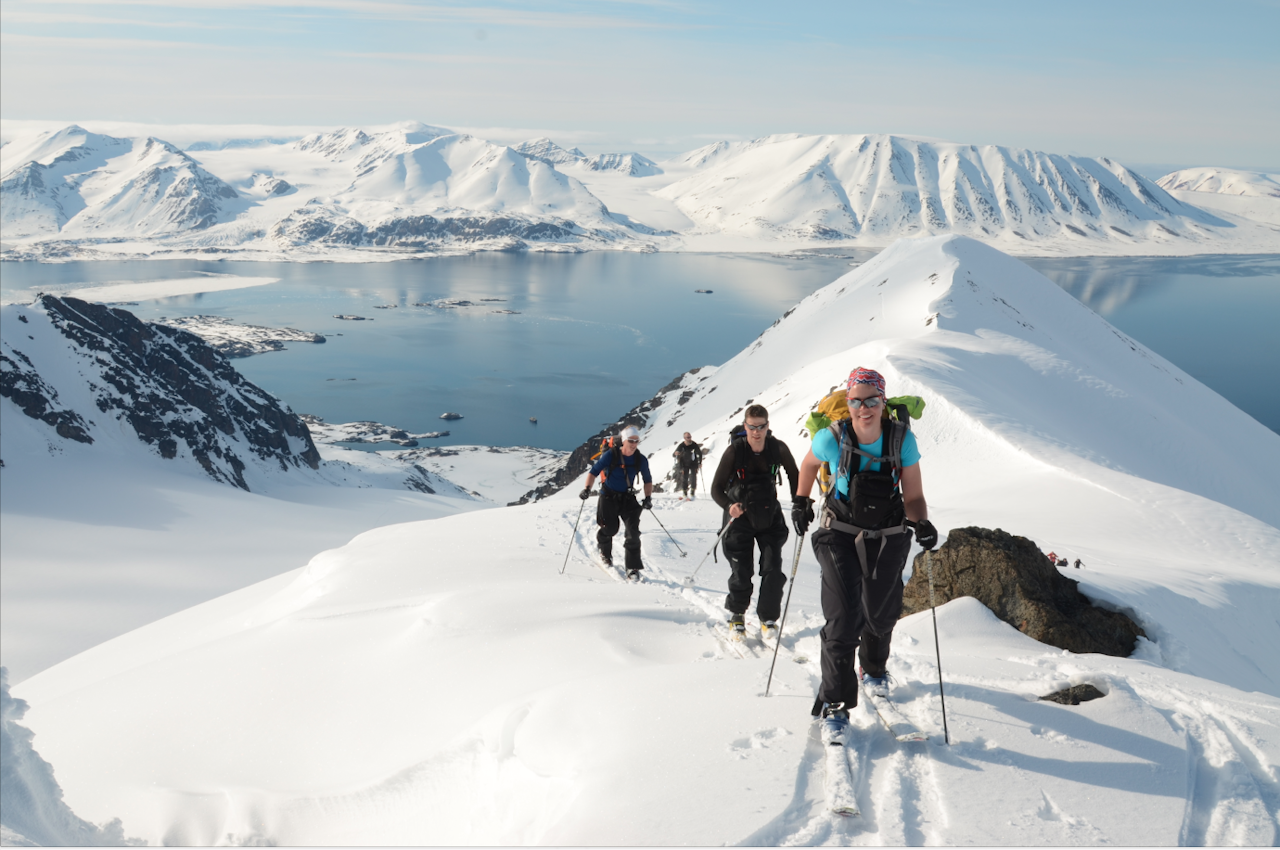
[552,495,1280,846]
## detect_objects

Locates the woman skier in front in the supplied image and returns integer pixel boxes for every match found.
[791,367,938,742]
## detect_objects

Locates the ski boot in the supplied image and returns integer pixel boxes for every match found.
[821,702,851,745]
[760,620,779,642]
[728,613,746,641]
[626,568,642,582]
[859,668,890,698]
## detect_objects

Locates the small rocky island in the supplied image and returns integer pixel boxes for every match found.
[439,412,463,421]
[157,315,325,358]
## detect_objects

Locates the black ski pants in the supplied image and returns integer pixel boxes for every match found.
[597,489,643,571]
[676,465,697,496]
[812,525,912,707]
[722,508,789,622]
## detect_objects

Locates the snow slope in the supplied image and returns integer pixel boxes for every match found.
[9,235,1280,845]
[1158,167,1280,198]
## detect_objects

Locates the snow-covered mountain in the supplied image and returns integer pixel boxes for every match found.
[7,236,1278,845]
[0,295,467,496]
[511,138,663,176]
[1157,166,1280,198]
[656,133,1230,247]
[2,123,1276,259]
[511,137,586,166]
[1,295,319,491]
[0,125,238,240]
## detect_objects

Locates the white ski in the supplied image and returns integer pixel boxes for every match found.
[822,734,860,817]
[711,623,755,658]
[863,688,927,742]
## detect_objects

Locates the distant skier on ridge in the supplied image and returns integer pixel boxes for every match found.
[711,405,800,641]
[791,367,937,743]
[580,425,653,581]
[672,432,703,500]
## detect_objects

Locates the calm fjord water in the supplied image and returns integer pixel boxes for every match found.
[3,251,1276,448]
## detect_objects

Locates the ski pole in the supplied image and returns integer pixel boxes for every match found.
[925,548,950,745]
[765,531,806,697]
[560,497,588,575]
[684,521,733,586]
[645,505,687,557]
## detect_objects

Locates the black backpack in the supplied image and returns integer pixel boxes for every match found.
[825,418,907,530]
[724,429,784,528]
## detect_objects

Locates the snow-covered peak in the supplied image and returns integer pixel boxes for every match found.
[293,127,374,159]
[656,133,1228,245]
[636,234,1280,529]
[1157,166,1280,198]
[512,137,586,165]
[581,151,663,177]
[0,126,238,239]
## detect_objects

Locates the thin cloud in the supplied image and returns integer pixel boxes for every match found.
[30,0,705,30]
[0,31,240,51]
[0,9,239,28]
[335,51,567,67]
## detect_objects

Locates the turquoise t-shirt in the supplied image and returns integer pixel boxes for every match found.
[812,425,920,499]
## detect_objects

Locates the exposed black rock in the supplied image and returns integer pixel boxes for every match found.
[1041,684,1106,705]
[6,296,321,490]
[0,348,94,444]
[902,527,1145,657]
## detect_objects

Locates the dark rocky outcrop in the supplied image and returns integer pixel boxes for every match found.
[1041,684,1106,705]
[512,367,704,505]
[0,349,94,444]
[902,526,1145,657]
[4,296,321,491]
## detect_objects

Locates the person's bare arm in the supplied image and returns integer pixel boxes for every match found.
[899,462,928,523]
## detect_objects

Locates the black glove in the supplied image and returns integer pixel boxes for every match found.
[791,497,815,535]
[914,519,938,550]
[579,488,592,500]
[641,496,653,510]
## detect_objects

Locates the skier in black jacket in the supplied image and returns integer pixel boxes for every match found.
[711,404,800,640]
[672,432,703,500]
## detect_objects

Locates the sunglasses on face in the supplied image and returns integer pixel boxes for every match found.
[625,439,639,444]
[847,397,883,410]
[744,423,768,432]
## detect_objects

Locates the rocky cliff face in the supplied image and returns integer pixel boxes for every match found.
[902,526,1145,657]
[1,296,321,491]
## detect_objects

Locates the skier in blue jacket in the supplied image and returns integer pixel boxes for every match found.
[580,425,653,580]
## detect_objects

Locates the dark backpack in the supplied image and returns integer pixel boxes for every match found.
[825,417,908,530]
[724,430,784,529]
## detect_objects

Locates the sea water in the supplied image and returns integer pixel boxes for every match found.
[3,251,1276,446]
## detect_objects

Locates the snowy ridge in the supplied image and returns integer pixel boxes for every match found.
[1157,166,1280,198]
[512,137,663,176]
[9,236,1280,845]
[656,133,1230,247]
[0,125,237,240]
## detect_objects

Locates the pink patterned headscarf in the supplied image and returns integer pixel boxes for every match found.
[845,367,886,397]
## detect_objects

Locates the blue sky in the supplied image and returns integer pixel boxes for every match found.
[2,0,1277,169]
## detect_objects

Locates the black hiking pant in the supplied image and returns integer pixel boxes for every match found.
[597,489,643,571]
[676,465,697,496]
[722,507,789,622]
[812,525,912,707]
